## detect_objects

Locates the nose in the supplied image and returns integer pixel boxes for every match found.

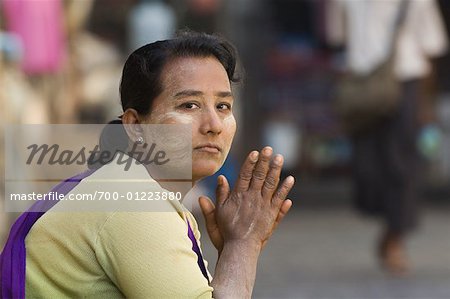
[199,107,223,135]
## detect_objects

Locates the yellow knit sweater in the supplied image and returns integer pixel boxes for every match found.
[25,158,213,298]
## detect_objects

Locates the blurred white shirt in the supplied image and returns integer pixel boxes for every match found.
[327,0,448,80]
[128,1,176,52]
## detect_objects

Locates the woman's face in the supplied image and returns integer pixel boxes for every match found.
[145,56,237,182]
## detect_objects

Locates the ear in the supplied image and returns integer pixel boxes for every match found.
[121,108,145,143]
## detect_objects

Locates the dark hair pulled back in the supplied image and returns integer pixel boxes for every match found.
[120,31,240,116]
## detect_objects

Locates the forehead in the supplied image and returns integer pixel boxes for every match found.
[160,56,231,93]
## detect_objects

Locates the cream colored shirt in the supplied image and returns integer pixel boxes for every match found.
[25,158,213,298]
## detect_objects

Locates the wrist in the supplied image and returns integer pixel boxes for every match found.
[223,238,262,253]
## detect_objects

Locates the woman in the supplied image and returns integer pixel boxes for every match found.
[1,32,294,298]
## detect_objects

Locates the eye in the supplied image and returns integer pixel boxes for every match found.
[178,102,200,110]
[217,103,232,111]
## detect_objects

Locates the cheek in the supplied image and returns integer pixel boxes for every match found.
[151,111,194,124]
[224,115,237,139]
[160,112,194,124]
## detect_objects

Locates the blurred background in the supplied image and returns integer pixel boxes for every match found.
[1,0,449,298]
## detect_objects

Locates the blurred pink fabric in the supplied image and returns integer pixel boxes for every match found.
[2,0,66,75]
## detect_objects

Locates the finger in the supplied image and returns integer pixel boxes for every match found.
[272,176,295,206]
[234,151,259,192]
[199,196,223,250]
[199,196,218,231]
[261,199,292,249]
[216,175,230,206]
[262,154,283,198]
[249,146,273,191]
[274,199,292,228]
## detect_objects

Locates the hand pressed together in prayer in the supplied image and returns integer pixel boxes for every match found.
[199,146,294,254]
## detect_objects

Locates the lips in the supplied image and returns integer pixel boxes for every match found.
[194,143,222,153]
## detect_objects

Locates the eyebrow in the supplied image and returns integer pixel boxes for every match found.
[173,90,233,99]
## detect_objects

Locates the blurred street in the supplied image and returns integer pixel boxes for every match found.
[196,194,450,299]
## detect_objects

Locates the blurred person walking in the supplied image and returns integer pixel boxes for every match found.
[327,0,448,275]
[1,0,68,123]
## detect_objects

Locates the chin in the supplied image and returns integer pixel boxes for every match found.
[192,161,222,181]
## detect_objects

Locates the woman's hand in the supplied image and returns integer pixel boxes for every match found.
[199,147,294,253]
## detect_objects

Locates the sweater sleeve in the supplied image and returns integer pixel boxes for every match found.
[94,211,213,298]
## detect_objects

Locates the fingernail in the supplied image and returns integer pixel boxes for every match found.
[274,155,283,165]
[250,151,259,161]
[263,146,272,155]
[286,176,295,184]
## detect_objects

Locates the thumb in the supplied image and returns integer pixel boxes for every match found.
[216,175,230,206]
[199,196,216,224]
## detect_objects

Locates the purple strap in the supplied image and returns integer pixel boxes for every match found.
[187,221,210,283]
[0,169,96,299]
[0,168,210,298]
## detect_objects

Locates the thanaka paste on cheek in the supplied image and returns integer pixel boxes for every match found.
[157,111,194,124]
[148,103,194,124]
[223,113,236,139]
[223,114,235,123]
